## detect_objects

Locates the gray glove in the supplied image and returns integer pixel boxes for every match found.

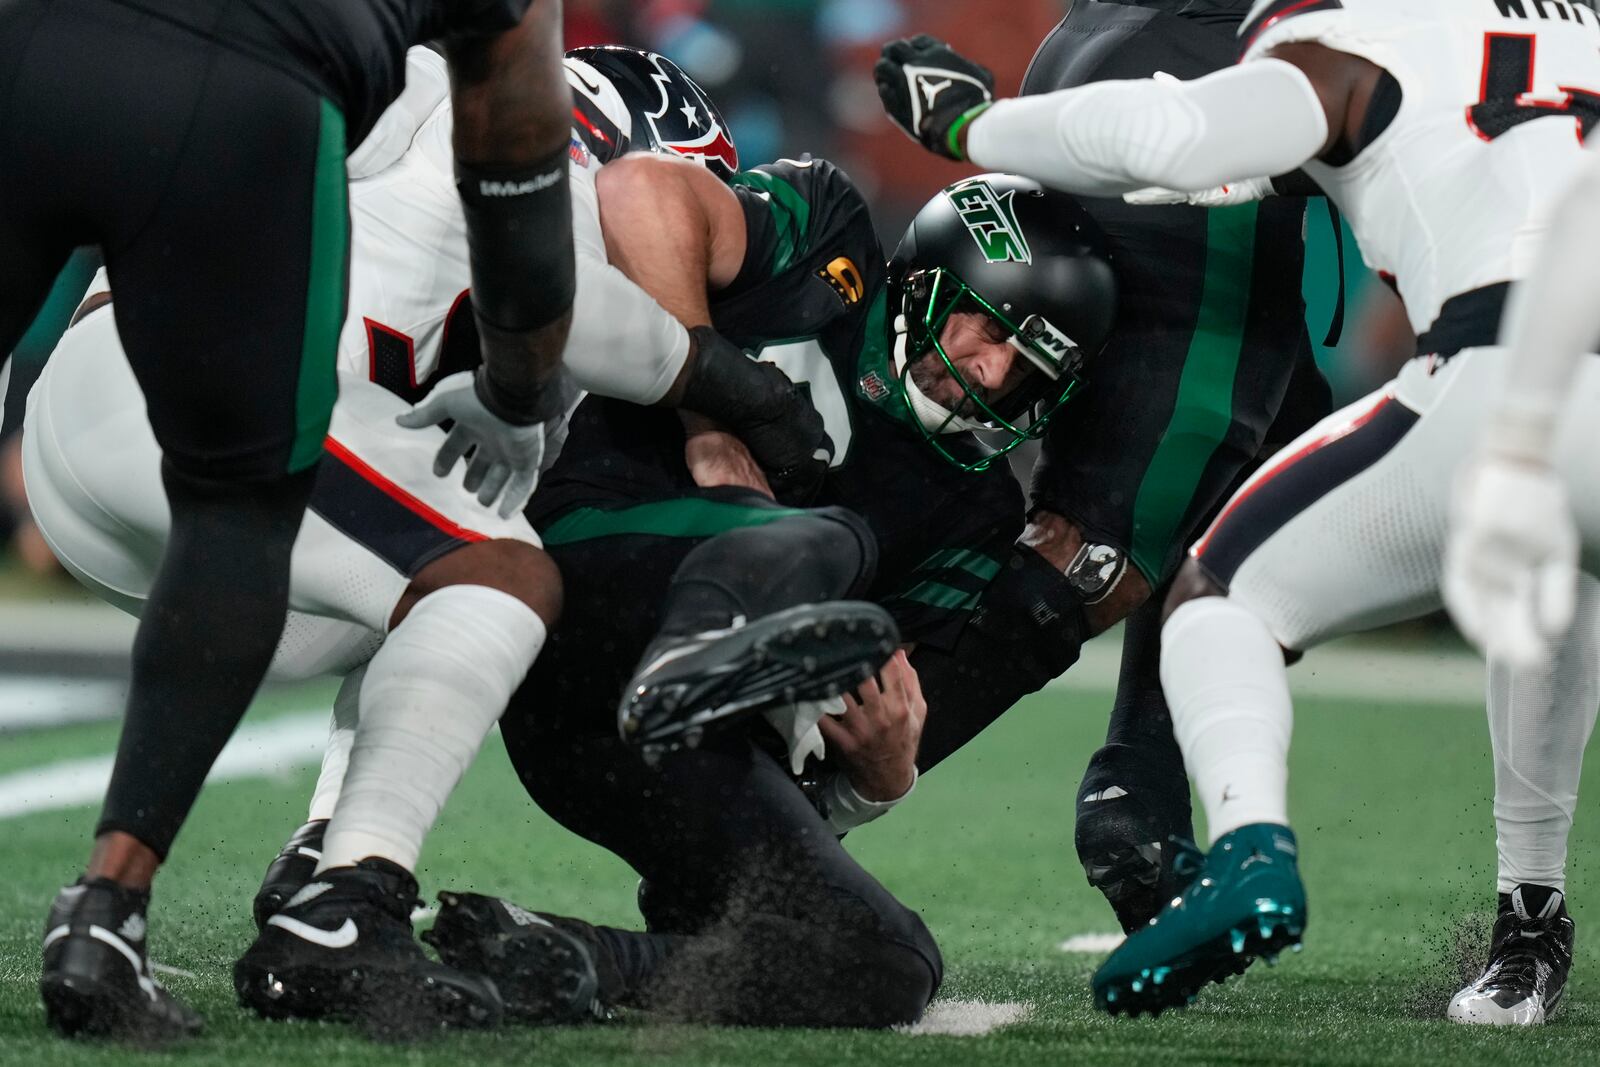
[396,369,556,519]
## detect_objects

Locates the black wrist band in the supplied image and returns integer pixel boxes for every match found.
[473,366,569,427]
[680,325,789,428]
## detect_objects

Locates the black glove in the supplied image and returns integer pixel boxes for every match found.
[681,326,834,505]
[875,35,994,162]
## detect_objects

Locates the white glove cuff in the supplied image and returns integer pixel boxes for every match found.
[824,767,917,835]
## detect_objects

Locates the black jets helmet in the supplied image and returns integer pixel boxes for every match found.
[886,173,1117,471]
[565,45,739,180]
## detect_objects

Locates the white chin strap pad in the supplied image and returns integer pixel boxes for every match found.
[893,313,990,434]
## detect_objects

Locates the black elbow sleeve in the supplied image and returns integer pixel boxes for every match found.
[456,144,575,333]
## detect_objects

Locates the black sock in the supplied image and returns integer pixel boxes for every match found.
[96,461,317,858]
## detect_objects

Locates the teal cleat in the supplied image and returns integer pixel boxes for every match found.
[1091,823,1306,1017]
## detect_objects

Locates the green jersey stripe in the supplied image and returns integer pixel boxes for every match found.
[541,499,808,546]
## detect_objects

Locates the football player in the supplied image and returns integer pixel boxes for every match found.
[901,0,1334,937]
[1444,123,1600,1023]
[24,46,826,1034]
[284,158,1121,1028]
[6,0,579,1041]
[878,0,1600,1019]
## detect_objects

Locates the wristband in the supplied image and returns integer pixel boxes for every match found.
[680,325,790,429]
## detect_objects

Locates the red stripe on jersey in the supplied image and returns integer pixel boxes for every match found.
[323,435,489,544]
[1192,388,1397,559]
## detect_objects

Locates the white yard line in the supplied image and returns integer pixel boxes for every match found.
[0,601,136,657]
[1051,636,1484,706]
[0,710,330,819]
[1057,932,1125,954]
[0,677,126,731]
[897,998,1031,1037]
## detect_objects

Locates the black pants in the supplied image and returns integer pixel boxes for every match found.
[2,0,350,858]
[499,490,943,1027]
[1,0,347,478]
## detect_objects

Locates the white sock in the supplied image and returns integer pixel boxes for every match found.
[1488,574,1600,894]
[317,586,547,873]
[1161,597,1293,844]
[306,664,365,822]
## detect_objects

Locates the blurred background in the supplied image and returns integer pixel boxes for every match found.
[0,0,1414,690]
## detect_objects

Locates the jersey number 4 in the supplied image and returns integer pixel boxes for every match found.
[1468,32,1600,142]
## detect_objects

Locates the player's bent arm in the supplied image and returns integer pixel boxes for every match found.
[444,0,574,419]
[963,59,1333,198]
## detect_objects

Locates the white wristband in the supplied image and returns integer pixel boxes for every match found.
[825,767,917,835]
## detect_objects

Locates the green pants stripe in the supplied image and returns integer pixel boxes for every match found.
[1128,204,1259,579]
[288,98,350,473]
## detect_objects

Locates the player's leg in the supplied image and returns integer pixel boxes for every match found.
[1449,577,1597,1025]
[236,377,557,1029]
[14,8,351,1035]
[615,499,898,746]
[1096,365,1456,1014]
[445,708,943,1028]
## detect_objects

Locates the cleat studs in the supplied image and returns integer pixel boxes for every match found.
[1231,928,1248,953]
[1152,967,1172,985]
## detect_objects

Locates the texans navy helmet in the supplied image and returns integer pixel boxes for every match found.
[565,46,739,180]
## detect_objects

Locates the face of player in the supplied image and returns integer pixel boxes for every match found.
[907,310,1032,418]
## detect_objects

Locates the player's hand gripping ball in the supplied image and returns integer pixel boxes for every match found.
[875,35,994,161]
[1445,454,1579,669]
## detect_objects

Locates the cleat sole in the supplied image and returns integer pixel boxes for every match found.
[1093,906,1304,1016]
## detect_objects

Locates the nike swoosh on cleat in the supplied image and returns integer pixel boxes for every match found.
[267,915,358,949]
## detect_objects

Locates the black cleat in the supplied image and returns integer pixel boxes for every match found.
[618,601,899,747]
[253,819,327,930]
[423,891,604,1022]
[1449,885,1575,1026]
[235,858,503,1035]
[40,879,203,1040]
[1075,744,1197,934]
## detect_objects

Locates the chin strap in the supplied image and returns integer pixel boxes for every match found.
[891,313,992,434]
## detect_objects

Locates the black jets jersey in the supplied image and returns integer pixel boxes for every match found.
[100,0,530,144]
[532,158,1026,651]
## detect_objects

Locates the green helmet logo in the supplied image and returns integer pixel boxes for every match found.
[947,179,1032,265]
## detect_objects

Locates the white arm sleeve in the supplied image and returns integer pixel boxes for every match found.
[1492,139,1600,460]
[965,59,1329,198]
[559,167,691,405]
[347,48,450,181]
[824,767,918,835]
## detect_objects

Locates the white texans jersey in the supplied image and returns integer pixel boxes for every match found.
[338,65,612,402]
[1242,0,1600,337]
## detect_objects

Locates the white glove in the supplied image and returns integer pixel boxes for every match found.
[395,370,548,519]
[1444,455,1579,669]
[1123,175,1274,207]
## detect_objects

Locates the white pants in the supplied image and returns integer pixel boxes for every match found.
[1195,347,1600,649]
[21,305,542,682]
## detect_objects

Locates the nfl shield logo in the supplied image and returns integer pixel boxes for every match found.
[859,371,890,401]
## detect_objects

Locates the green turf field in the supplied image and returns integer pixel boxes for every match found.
[0,664,1595,1066]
